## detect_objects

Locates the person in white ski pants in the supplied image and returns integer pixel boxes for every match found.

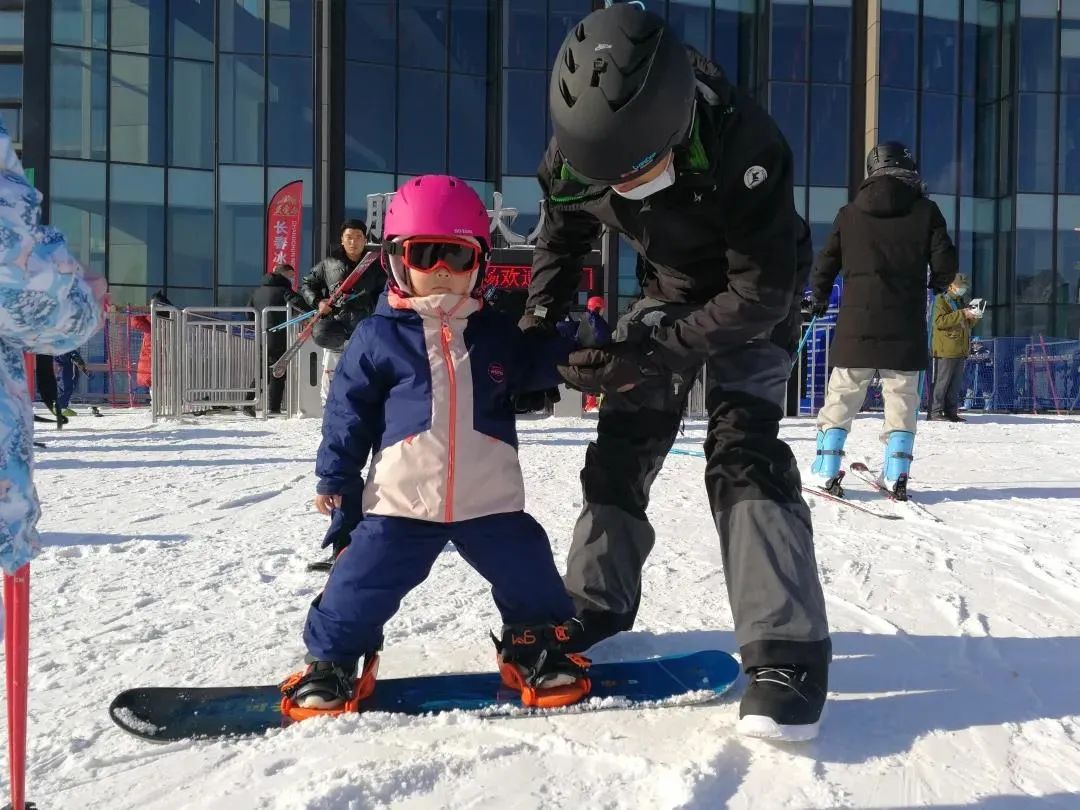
[816,369,920,442]
[320,349,340,404]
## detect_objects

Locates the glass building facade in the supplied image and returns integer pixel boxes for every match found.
[19,1,1080,337]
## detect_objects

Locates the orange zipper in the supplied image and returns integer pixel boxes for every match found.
[439,318,457,523]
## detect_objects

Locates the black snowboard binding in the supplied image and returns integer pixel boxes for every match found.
[823,470,845,498]
[891,473,910,502]
[493,623,591,708]
[279,653,378,719]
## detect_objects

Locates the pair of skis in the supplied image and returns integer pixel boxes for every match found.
[270,252,380,379]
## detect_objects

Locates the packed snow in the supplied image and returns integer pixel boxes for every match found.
[11,408,1080,808]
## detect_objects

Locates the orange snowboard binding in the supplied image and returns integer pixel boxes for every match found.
[279,654,379,721]
[495,623,592,709]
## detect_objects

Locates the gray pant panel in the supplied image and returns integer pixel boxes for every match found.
[932,357,966,416]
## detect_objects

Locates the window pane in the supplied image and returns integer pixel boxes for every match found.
[975,100,998,197]
[808,186,848,225]
[881,0,918,89]
[449,74,486,180]
[397,69,447,175]
[929,193,957,235]
[975,0,1000,101]
[169,288,214,308]
[167,169,214,288]
[399,0,448,71]
[877,87,916,154]
[170,60,213,168]
[920,93,958,194]
[109,164,165,287]
[346,0,396,64]
[219,54,265,164]
[498,176,541,235]
[267,57,313,166]
[110,53,167,165]
[809,84,848,187]
[769,82,806,186]
[0,109,20,143]
[49,159,106,277]
[503,0,544,69]
[811,0,850,84]
[667,1,710,56]
[50,47,107,160]
[713,0,749,81]
[1065,7,1080,94]
[769,0,807,82]
[171,0,215,60]
[450,0,488,75]
[0,9,22,47]
[1013,305,1052,337]
[501,69,545,177]
[964,197,996,301]
[959,96,975,196]
[0,64,21,102]
[1018,0,1058,93]
[220,0,266,54]
[1056,304,1080,338]
[112,0,167,54]
[269,0,312,55]
[268,167,313,271]
[1061,95,1080,194]
[961,0,977,97]
[548,0,591,69]
[1015,194,1054,304]
[345,170,396,223]
[345,62,395,171]
[1057,196,1080,306]
[921,0,958,93]
[218,166,265,286]
[1016,93,1056,193]
[52,0,107,48]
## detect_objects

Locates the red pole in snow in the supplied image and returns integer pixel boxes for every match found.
[3,565,30,810]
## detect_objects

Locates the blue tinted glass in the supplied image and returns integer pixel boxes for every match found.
[961,3,977,97]
[399,0,449,71]
[109,164,165,287]
[220,0,265,54]
[959,96,975,196]
[219,166,265,285]
[548,0,591,68]
[450,0,489,75]
[880,2,917,89]
[112,0,167,54]
[1016,93,1056,193]
[920,93,958,193]
[770,1,807,81]
[268,57,314,166]
[976,100,999,196]
[1058,197,1080,307]
[49,159,106,277]
[809,84,848,187]
[0,64,20,101]
[498,176,541,234]
[713,1,744,80]
[110,54,167,165]
[1064,9,1080,94]
[502,69,546,176]
[269,0,312,55]
[345,171,396,221]
[1015,194,1054,304]
[50,47,107,160]
[170,60,214,168]
[769,82,807,186]
[167,169,214,288]
[346,0,396,63]
[52,0,107,48]
[397,69,448,174]
[449,74,487,180]
[345,62,395,171]
[1018,0,1058,92]
[811,0,850,84]
[0,11,21,46]
[219,55,265,164]
[1061,95,1080,193]
[922,1,958,92]
[171,0,215,60]
[878,87,916,152]
[504,0,545,69]
[667,1,710,55]
[0,109,20,142]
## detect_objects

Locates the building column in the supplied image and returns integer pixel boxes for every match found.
[864,0,882,167]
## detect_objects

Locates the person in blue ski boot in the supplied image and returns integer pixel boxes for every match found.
[808,142,957,499]
[280,176,594,720]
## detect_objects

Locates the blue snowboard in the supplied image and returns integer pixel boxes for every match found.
[109,650,740,742]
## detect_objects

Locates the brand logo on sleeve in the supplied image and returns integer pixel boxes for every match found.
[744,166,768,189]
[488,362,506,383]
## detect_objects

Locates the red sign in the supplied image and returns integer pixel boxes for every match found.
[266,180,303,279]
[481,264,596,292]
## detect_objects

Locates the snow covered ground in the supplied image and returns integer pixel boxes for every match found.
[13,408,1080,808]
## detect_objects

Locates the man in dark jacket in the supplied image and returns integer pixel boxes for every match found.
[300,219,386,402]
[245,264,308,415]
[807,141,957,497]
[523,4,829,741]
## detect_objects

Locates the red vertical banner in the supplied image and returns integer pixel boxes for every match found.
[266,180,304,280]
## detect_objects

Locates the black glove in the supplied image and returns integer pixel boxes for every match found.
[518,310,555,335]
[557,341,664,394]
[809,298,829,318]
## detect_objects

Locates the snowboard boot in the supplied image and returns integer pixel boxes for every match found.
[494,623,592,708]
[881,430,915,497]
[809,428,847,494]
[737,663,828,742]
[279,653,378,720]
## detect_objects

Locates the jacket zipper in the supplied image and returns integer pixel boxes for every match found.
[439,317,457,523]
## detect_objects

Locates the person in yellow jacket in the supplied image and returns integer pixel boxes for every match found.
[931,274,979,422]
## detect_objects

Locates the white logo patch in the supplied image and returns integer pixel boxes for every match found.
[744,165,768,189]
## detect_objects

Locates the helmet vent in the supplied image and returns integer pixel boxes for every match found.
[564,47,576,72]
[559,78,577,107]
[575,22,587,42]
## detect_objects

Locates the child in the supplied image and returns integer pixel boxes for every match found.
[281,176,592,717]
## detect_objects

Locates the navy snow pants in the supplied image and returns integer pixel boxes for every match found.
[304,512,575,663]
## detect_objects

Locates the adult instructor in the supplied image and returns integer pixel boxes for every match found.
[523,3,830,740]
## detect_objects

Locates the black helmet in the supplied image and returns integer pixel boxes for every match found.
[866,141,918,176]
[549,3,696,185]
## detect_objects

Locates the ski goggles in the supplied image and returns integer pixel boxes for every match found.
[565,148,673,188]
[387,236,484,274]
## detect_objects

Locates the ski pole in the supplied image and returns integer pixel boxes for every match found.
[4,564,31,810]
[268,293,362,332]
[790,315,818,371]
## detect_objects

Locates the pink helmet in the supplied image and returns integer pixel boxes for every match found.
[587,295,606,313]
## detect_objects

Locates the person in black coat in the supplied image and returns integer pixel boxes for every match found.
[246,264,308,415]
[807,141,957,497]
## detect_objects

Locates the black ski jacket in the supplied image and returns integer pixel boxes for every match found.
[809,174,958,371]
[300,246,387,338]
[249,273,308,355]
[524,49,800,370]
